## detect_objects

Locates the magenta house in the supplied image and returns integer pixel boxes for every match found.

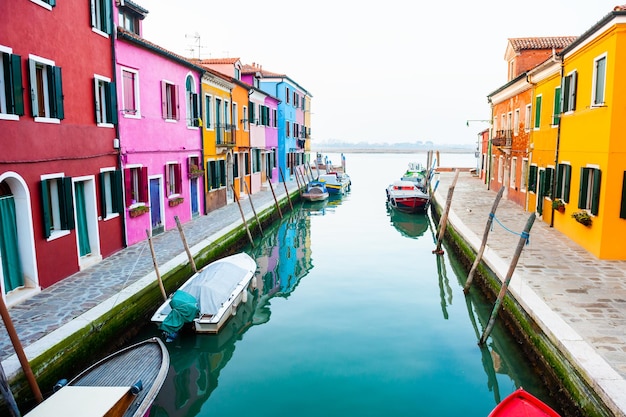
[0,0,124,302]
[115,2,204,245]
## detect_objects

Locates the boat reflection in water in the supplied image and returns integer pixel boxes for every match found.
[149,209,315,417]
[386,202,430,239]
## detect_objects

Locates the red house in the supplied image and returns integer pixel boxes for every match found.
[0,0,124,306]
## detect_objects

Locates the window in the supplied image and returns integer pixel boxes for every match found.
[286,121,290,138]
[207,160,225,190]
[521,158,529,192]
[30,0,56,10]
[0,47,24,119]
[124,166,148,206]
[562,71,577,113]
[524,104,531,132]
[242,105,248,130]
[204,94,212,129]
[41,175,74,239]
[510,157,517,190]
[28,55,64,121]
[286,87,290,104]
[161,80,179,120]
[224,100,230,130]
[273,109,277,127]
[592,55,606,106]
[248,102,256,125]
[121,68,139,116]
[244,152,250,175]
[533,95,542,129]
[90,0,112,35]
[165,163,182,196]
[99,170,123,218]
[498,156,504,183]
[252,149,261,173]
[513,109,519,135]
[94,75,117,125]
[234,67,240,80]
[542,167,554,198]
[579,167,601,215]
[119,10,140,35]
[233,103,238,130]
[555,163,572,203]
[552,86,561,126]
[185,75,199,127]
[233,154,239,179]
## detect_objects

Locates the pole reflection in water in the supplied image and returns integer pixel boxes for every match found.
[145,153,563,417]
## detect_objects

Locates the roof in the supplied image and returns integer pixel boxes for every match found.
[241,63,311,96]
[507,36,578,52]
[560,8,626,56]
[122,0,149,15]
[195,58,241,65]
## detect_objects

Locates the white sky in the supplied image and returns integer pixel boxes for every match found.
[142,0,619,146]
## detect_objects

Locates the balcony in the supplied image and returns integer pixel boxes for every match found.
[216,124,236,147]
[491,130,512,148]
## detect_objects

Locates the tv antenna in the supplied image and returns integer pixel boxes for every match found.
[185,32,209,59]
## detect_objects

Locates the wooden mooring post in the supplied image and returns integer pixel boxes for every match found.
[267,178,283,219]
[479,213,536,345]
[432,169,460,255]
[146,229,167,301]
[231,185,255,247]
[463,186,505,294]
[279,168,294,211]
[293,168,304,197]
[0,360,20,417]
[174,216,197,273]
[243,180,264,236]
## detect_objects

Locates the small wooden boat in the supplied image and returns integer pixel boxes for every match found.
[302,180,329,202]
[151,252,257,339]
[25,337,169,417]
[318,172,351,195]
[488,388,561,417]
[386,180,430,214]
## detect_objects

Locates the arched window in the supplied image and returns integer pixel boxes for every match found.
[186,75,199,127]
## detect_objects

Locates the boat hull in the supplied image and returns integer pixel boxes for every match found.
[386,180,430,214]
[488,388,561,417]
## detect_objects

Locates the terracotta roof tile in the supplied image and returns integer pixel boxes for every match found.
[508,36,578,51]
[195,58,240,65]
[615,4,626,11]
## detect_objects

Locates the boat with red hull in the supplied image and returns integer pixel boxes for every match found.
[386,180,430,214]
[488,388,561,417]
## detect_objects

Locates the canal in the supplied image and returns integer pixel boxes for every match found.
[135,152,560,417]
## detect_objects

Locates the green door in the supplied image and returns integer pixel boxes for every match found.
[0,196,24,293]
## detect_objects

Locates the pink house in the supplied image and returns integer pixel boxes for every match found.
[115,2,204,245]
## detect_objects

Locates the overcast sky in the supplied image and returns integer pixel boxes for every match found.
[142,0,619,146]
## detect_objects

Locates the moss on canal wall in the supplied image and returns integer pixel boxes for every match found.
[430,202,612,417]
[3,188,299,415]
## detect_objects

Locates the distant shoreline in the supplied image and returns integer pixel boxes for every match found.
[311,148,474,154]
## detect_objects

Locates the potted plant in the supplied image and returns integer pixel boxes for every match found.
[571,210,592,226]
[129,205,149,218]
[168,196,184,207]
[188,164,205,179]
[552,198,565,213]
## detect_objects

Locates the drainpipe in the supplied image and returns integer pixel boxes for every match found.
[550,56,564,228]
[486,97,494,190]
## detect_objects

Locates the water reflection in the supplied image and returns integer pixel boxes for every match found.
[386,203,429,239]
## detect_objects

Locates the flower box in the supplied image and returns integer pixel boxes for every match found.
[188,164,205,179]
[572,210,592,226]
[129,205,149,218]
[168,197,184,207]
[552,199,565,213]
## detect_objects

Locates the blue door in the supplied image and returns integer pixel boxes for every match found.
[150,178,163,234]
[190,178,199,216]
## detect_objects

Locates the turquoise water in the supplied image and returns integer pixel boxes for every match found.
[146,153,559,417]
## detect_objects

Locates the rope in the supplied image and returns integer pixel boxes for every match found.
[489,213,530,245]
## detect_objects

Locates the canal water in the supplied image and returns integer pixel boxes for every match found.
[137,152,559,417]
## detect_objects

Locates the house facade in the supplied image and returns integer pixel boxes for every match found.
[1,0,124,303]
[115,5,204,246]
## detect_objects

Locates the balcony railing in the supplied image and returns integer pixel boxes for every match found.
[491,129,512,147]
[216,124,236,146]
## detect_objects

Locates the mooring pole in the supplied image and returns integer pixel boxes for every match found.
[464,186,505,294]
[243,180,264,236]
[0,361,20,417]
[279,168,294,211]
[0,295,42,405]
[231,185,255,247]
[267,178,283,219]
[479,213,536,345]
[146,229,167,301]
[174,216,197,273]
[433,169,460,255]
[293,168,303,197]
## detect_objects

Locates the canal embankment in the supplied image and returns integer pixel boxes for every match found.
[0,181,301,413]
[430,171,626,417]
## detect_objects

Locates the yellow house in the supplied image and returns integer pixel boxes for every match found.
[554,7,626,259]
[526,58,562,226]
[200,67,235,212]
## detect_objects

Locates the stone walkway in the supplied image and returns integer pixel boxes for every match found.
[432,171,626,416]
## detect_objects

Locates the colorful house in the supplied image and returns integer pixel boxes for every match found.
[550,7,626,259]
[0,0,124,303]
[114,2,205,246]
[487,37,575,208]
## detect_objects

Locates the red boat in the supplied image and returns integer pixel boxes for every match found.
[386,180,430,214]
[489,388,561,417]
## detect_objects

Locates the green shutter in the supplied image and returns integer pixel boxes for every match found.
[41,180,51,238]
[563,165,571,203]
[192,93,199,126]
[9,54,24,116]
[113,170,124,213]
[578,168,589,209]
[534,96,542,128]
[537,170,545,214]
[51,66,64,120]
[556,165,564,199]
[107,82,118,124]
[528,165,537,193]
[98,172,107,216]
[103,0,112,34]
[28,59,38,118]
[61,177,75,230]
[553,87,561,125]
[591,169,601,215]
[571,72,577,111]
[544,168,553,197]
